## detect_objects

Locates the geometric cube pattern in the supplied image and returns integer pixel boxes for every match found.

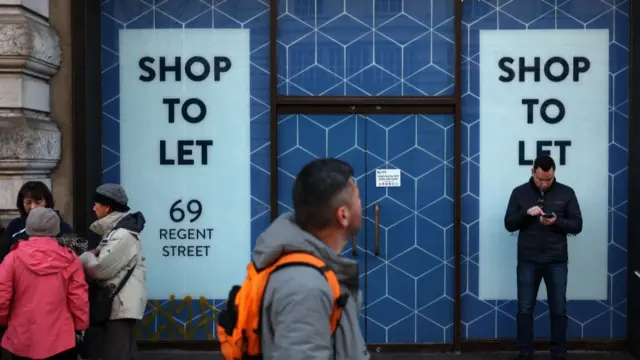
[278,114,456,343]
[101,0,272,340]
[276,0,455,95]
[460,0,629,340]
[100,0,628,342]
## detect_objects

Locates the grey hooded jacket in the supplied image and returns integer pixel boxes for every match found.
[79,211,147,320]
[254,213,369,360]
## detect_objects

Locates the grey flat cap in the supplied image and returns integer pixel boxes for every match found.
[95,183,130,211]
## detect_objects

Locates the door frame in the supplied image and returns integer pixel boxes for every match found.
[71,0,631,353]
[627,0,640,358]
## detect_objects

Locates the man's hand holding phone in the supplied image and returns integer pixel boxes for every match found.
[540,212,556,225]
[527,206,556,225]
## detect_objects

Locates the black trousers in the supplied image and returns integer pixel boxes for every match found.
[82,319,138,360]
[101,319,138,360]
[516,261,568,357]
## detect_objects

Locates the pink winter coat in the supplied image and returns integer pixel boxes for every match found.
[0,237,89,359]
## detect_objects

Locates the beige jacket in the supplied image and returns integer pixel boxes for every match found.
[79,211,147,320]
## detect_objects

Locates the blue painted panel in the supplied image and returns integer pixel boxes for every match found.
[276,114,456,344]
[276,0,455,95]
[460,0,629,339]
[277,114,368,338]
[101,0,270,340]
[363,115,455,344]
[101,0,629,342]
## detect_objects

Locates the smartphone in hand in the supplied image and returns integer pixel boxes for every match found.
[542,212,555,219]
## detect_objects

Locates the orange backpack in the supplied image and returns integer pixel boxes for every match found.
[216,252,348,359]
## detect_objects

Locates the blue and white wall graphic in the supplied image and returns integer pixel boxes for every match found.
[119,28,252,299]
[101,0,629,341]
[479,29,610,301]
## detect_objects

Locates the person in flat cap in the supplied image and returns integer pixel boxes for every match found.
[0,208,88,360]
[78,184,147,360]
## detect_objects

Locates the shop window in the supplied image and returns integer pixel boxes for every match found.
[99,0,630,344]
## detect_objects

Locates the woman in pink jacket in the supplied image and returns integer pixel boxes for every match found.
[0,207,89,360]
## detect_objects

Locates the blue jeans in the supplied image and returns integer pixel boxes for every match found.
[516,261,568,357]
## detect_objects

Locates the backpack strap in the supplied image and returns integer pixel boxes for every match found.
[111,258,137,298]
[269,252,347,333]
[217,252,349,359]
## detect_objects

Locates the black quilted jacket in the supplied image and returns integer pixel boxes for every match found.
[504,178,583,263]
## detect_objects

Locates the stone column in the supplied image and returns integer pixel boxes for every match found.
[0,0,61,226]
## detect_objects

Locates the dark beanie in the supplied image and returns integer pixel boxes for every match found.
[95,184,130,212]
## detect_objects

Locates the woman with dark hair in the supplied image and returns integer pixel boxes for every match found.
[0,181,73,262]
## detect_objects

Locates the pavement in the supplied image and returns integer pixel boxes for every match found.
[139,350,634,360]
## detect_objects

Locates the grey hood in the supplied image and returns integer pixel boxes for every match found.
[90,211,145,237]
[255,212,369,359]
[252,212,359,291]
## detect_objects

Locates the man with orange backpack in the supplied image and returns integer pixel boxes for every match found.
[217,158,369,359]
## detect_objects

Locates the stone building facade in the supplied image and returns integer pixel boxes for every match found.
[0,0,73,227]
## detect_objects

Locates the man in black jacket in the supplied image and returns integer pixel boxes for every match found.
[504,156,583,360]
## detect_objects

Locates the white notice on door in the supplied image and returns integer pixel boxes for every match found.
[375,169,401,187]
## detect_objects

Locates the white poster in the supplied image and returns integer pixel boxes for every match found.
[375,169,401,187]
[119,29,251,299]
[479,30,609,300]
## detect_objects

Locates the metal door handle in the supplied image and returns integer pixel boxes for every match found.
[352,235,357,256]
[374,203,380,256]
